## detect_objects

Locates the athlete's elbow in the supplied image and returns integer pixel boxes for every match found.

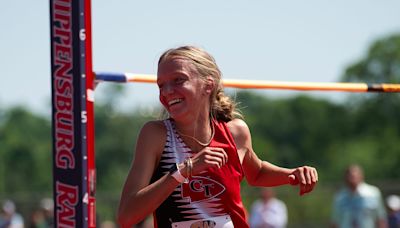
[247,177,262,186]
[117,212,130,228]
[117,207,136,228]
[245,170,262,186]
[117,214,138,228]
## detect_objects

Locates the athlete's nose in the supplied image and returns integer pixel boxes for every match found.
[161,83,174,96]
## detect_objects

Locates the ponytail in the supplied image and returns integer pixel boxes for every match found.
[211,86,242,122]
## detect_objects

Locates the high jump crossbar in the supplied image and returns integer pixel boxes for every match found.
[95,72,400,93]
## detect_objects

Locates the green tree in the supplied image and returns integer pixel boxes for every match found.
[0,106,51,194]
[340,32,400,180]
[93,84,158,220]
[342,33,400,84]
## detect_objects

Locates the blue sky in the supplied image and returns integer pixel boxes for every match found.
[1,0,400,115]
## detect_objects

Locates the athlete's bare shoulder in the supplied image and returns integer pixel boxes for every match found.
[137,120,167,154]
[226,118,252,163]
[226,118,251,140]
[141,120,166,134]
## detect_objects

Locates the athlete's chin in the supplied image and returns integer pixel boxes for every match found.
[167,108,187,120]
[168,112,187,121]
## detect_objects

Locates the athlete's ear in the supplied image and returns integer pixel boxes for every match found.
[204,76,215,95]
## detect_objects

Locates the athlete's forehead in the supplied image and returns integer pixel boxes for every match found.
[158,57,193,71]
[157,58,197,80]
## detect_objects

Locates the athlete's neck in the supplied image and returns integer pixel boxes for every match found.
[174,116,214,147]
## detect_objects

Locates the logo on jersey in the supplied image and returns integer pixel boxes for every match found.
[182,176,225,203]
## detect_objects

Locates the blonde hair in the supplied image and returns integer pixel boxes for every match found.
[158,46,242,122]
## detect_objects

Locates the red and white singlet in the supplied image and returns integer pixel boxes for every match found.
[150,118,248,228]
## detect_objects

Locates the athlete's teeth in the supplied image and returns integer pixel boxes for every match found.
[169,99,181,105]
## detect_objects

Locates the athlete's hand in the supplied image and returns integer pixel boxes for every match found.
[191,147,228,175]
[288,166,318,196]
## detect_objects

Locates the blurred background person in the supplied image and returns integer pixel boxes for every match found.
[28,210,45,228]
[27,198,53,228]
[386,194,400,228]
[0,200,24,228]
[249,187,288,228]
[39,198,53,228]
[331,164,387,228]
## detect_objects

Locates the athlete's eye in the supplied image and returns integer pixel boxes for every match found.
[175,78,185,84]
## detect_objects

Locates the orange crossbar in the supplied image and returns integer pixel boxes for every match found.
[121,73,400,93]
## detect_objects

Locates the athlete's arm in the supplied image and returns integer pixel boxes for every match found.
[117,121,185,227]
[227,118,318,195]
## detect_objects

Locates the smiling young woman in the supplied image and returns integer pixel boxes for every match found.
[117,46,318,228]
